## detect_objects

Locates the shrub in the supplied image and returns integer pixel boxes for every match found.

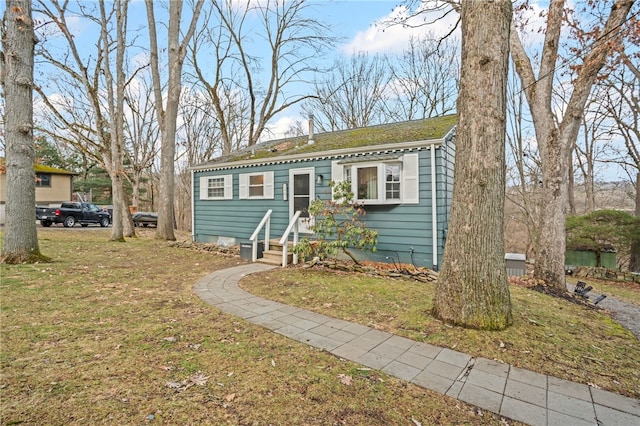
[293,180,377,264]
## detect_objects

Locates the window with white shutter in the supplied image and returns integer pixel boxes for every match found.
[199,175,233,200]
[239,171,274,199]
[330,153,420,204]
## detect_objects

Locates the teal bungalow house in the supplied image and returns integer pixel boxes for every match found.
[190,114,456,270]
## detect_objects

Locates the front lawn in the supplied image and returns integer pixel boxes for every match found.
[1,230,517,425]
[241,265,640,399]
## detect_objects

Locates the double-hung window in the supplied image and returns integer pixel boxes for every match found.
[332,153,419,204]
[208,177,225,198]
[384,163,401,201]
[199,174,233,200]
[239,171,274,199]
[249,174,265,197]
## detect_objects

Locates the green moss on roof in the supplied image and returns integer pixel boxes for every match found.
[213,114,457,164]
[34,164,76,174]
[0,158,76,175]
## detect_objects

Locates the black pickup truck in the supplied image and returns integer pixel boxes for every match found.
[37,202,111,228]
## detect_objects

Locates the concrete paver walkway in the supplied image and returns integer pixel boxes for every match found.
[193,263,640,426]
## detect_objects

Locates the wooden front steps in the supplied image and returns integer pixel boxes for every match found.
[256,239,294,266]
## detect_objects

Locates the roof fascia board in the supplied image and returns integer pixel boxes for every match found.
[191,138,445,172]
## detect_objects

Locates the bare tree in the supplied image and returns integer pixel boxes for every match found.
[302,52,393,131]
[433,0,512,330]
[123,72,160,210]
[1,0,45,263]
[177,90,223,167]
[395,0,636,291]
[99,0,130,241]
[191,0,334,153]
[603,55,640,211]
[510,0,636,291]
[602,52,640,271]
[574,87,616,213]
[34,0,139,240]
[388,35,459,121]
[505,70,542,259]
[174,89,223,230]
[145,0,204,241]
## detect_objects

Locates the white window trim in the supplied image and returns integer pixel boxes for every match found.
[239,171,274,200]
[331,153,419,205]
[384,162,402,202]
[199,174,233,200]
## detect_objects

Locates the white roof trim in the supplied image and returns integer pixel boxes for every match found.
[191,138,445,173]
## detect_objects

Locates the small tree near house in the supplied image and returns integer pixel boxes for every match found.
[293,181,377,265]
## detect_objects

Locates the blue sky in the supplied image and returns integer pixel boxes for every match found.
[22,0,458,138]
[3,1,633,182]
[254,0,460,136]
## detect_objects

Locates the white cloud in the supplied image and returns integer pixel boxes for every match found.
[341,3,460,55]
[131,52,150,69]
[263,115,299,140]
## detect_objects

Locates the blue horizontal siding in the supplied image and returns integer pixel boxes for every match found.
[193,145,454,269]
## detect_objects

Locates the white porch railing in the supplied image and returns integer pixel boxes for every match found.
[279,210,301,267]
[249,209,272,262]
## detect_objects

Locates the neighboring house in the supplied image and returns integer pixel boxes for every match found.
[0,159,76,225]
[191,114,456,269]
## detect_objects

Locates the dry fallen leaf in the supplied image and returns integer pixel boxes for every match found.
[225,393,236,402]
[165,372,209,391]
[165,381,182,389]
[338,374,352,386]
[191,372,209,386]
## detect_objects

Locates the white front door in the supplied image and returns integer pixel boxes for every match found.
[289,167,315,234]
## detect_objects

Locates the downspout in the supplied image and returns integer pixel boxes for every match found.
[431,146,438,270]
[191,169,196,242]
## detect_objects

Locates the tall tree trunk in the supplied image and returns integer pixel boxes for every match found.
[568,145,576,215]
[99,0,128,242]
[433,0,512,330]
[510,0,635,292]
[1,0,45,263]
[146,0,204,241]
[534,127,571,288]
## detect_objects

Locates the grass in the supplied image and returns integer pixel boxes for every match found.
[241,266,640,399]
[1,229,518,425]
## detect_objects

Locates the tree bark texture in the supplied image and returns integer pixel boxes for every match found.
[433,0,513,330]
[99,0,127,242]
[1,0,42,263]
[510,0,635,291]
[146,0,203,241]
